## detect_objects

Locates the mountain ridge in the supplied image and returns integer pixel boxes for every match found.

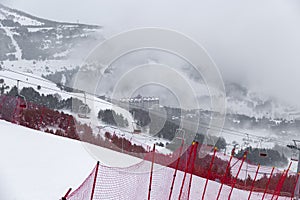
[0,3,103,61]
[0,3,101,28]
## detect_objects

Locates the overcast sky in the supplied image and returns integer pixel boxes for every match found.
[1,0,300,106]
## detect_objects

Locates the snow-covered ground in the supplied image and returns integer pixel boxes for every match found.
[0,25,22,60]
[2,59,81,76]
[0,120,293,200]
[0,120,141,200]
[0,68,170,153]
[0,5,44,26]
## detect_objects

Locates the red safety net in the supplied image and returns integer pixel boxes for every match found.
[0,94,297,199]
[66,160,196,200]
[67,165,97,200]
[65,144,297,200]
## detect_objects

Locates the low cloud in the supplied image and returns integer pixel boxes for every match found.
[4,0,300,107]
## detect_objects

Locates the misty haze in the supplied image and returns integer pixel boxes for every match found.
[0,1,300,200]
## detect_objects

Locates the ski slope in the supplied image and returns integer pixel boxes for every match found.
[0,120,141,200]
[0,68,170,151]
[0,120,291,200]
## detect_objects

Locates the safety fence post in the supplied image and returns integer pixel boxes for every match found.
[62,188,72,200]
[271,170,285,200]
[90,161,100,200]
[228,151,247,200]
[216,154,233,200]
[291,172,300,200]
[247,164,260,200]
[168,139,184,200]
[271,162,292,200]
[148,144,156,200]
[202,147,218,200]
[179,143,195,200]
[261,166,275,200]
[187,142,199,200]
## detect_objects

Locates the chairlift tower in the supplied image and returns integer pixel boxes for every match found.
[287,139,300,200]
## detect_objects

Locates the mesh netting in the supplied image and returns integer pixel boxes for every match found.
[67,160,194,200]
[66,145,298,200]
[67,166,96,200]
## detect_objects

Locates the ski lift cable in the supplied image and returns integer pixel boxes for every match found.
[1,70,293,143]
[1,69,296,139]
[0,74,113,107]
[3,68,107,99]
[0,73,294,147]
[196,123,288,147]
[3,68,54,84]
[0,73,290,146]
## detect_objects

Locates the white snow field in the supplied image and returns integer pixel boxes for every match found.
[0,119,292,200]
[0,120,140,200]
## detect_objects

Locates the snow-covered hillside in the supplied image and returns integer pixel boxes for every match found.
[0,68,172,153]
[0,120,292,200]
[0,3,299,179]
[0,3,102,62]
[0,120,140,200]
[1,3,299,122]
[0,68,137,129]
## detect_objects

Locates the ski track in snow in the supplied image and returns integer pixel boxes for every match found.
[0,24,22,60]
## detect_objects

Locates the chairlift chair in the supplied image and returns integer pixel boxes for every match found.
[133,129,142,134]
[78,92,90,119]
[132,121,142,134]
[17,94,27,109]
[258,138,268,157]
[78,104,90,119]
[259,149,268,157]
[15,80,27,109]
[131,110,142,134]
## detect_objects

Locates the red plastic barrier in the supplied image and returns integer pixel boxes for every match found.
[247,164,260,200]
[202,147,217,200]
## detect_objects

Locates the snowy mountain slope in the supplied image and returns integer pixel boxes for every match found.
[1,59,82,77]
[0,68,173,152]
[0,4,299,174]
[0,3,103,61]
[0,120,292,200]
[0,68,136,127]
[0,4,45,26]
[0,3,101,27]
[0,68,68,96]
[1,66,296,163]
[0,3,299,122]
